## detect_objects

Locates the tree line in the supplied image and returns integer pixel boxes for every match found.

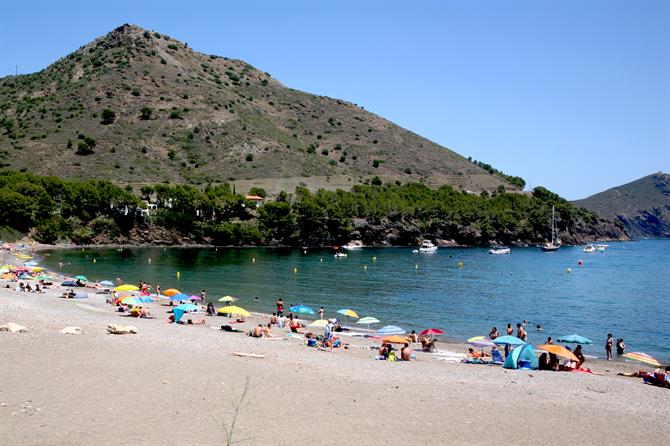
[0,170,603,246]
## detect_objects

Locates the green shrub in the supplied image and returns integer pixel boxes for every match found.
[245,154,253,162]
[101,109,116,124]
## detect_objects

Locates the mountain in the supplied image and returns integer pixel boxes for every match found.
[0,24,516,194]
[573,172,670,237]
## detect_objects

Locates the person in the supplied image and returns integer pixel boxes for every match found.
[546,336,554,345]
[262,323,275,338]
[605,333,614,360]
[277,314,285,328]
[75,279,83,287]
[324,320,333,342]
[536,324,542,331]
[506,323,513,336]
[489,327,499,340]
[401,343,413,361]
[140,307,151,318]
[574,345,585,367]
[517,323,527,342]
[206,302,216,316]
[155,283,161,296]
[252,324,263,338]
[200,289,206,301]
[421,338,437,353]
[276,298,284,316]
[549,353,560,371]
[616,338,626,355]
[318,306,324,319]
[409,330,418,343]
[379,342,390,359]
[270,313,278,325]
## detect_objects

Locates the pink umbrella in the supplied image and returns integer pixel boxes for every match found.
[420,328,444,336]
[189,295,202,301]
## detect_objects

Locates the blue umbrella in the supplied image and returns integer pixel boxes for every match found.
[170,293,190,301]
[557,334,593,344]
[376,325,406,335]
[289,305,315,315]
[173,303,200,323]
[137,296,154,303]
[99,280,114,287]
[492,335,525,346]
[24,261,38,267]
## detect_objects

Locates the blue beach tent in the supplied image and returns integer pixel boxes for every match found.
[503,344,539,370]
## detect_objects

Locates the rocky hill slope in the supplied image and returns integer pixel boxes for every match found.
[0,24,516,194]
[573,172,670,237]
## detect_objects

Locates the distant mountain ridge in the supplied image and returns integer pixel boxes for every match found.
[573,172,670,237]
[0,24,516,194]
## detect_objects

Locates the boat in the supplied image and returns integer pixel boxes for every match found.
[596,244,608,252]
[414,240,438,253]
[540,206,561,251]
[488,246,511,255]
[583,244,596,253]
[333,252,348,258]
[342,240,364,250]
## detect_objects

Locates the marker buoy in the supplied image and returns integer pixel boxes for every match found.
[566,268,572,273]
[457,261,463,268]
[415,264,419,269]
[293,267,298,273]
[148,258,152,263]
[93,258,96,264]
[303,250,307,255]
[372,256,377,262]
[176,271,181,279]
[578,259,583,266]
[320,258,323,262]
[364,265,367,270]
[252,258,256,263]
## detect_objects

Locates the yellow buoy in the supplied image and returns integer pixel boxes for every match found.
[252,258,256,263]
[93,258,96,264]
[293,267,298,273]
[457,261,463,268]
[176,271,181,279]
[372,256,377,261]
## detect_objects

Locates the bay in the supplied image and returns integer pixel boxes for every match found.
[41,239,670,362]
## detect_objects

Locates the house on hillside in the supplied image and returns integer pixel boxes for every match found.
[245,195,265,208]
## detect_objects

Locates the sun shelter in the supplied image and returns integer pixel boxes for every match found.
[503,344,538,370]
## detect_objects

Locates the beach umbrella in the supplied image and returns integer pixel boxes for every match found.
[420,328,444,336]
[376,325,406,335]
[309,319,329,328]
[24,261,38,267]
[74,275,89,282]
[99,280,114,287]
[337,308,359,318]
[36,275,52,280]
[467,336,487,343]
[121,297,143,306]
[382,335,411,344]
[356,316,380,330]
[218,295,237,303]
[188,295,202,301]
[170,293,190,301]
[537,344,579,362]
[114,284,139,292]
[557,334,593,344]
[1,273,16,280]
[30,267,44,272]
[622,352,662,367]
[471,339,496,348]
[163,288,181,297]
[137,295,154,303]
[492,335,525,346]
[289,305,315,315]
[173,303,200,323]
[217,305,251,317]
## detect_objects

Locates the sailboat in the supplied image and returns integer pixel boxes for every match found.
[540,205,561,251]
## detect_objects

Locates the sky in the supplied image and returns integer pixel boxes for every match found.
[1,0,668,199]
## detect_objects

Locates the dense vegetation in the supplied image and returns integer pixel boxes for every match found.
[0,170,616,247]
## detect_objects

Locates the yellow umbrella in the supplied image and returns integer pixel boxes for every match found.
[114,284,139,292]
[218,295,237,302]
[163,288,181,297]
[31,267,45,272]
[467,336,486,342]
[338,308,359,318]
[622,352,662,367]
[537,344,579,362]
[217,306,251,317]
[309,319,329,328]
[382,335,411,344]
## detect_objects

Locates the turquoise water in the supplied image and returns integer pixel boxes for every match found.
[41,240,670,362]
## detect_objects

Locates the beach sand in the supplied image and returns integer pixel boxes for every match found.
[1,253,668,445]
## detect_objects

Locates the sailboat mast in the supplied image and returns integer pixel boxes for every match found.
[551,205,555,244]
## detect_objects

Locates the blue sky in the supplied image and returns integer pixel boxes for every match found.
[2,0,668,199]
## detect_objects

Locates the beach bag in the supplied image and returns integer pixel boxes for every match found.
[387,352,397,361]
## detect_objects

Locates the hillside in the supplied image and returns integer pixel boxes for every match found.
[0,24,516,193]
[573,172,670,237]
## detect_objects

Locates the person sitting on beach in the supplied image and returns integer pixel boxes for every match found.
[574,345,585,367]
[538,353,551,370]
[421,338,437,353]
[401,343,413,361]
[379,342,390,358]
[409,331,418,343]
[262,323,275,338]
[19,282,25,292]
[252,324,263,338]
[489,327,499,340]
[616,338,626,355]
[549,353,560,371]
[130,306,141,317]
[206,302,216,316]
[25,283,33,292]
[140,307,151,318]
[270,313,278,325]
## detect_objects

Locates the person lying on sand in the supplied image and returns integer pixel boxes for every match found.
[467,348,490,358]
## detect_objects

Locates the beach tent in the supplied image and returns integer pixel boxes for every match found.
[503,344,538,370]
[173,303,200,323]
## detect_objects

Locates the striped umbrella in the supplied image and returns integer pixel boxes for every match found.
[622,352,662,367]
[356,316,380,330]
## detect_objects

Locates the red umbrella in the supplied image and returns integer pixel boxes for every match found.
[420,328,444,336]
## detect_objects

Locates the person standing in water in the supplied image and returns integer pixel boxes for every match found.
[605,333,614,360]
[276,298,284,316]
[318,306,324,319]
[616,338,626,355]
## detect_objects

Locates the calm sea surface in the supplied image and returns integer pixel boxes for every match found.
[41,240,670,361]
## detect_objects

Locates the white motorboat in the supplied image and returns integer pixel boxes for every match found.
[488,247,511,255]
[415,240,438,253]
[596,244,608,252]
[583,244,596,253]
[333,252,348,258]
[540,205,561,251]
[342,240,364,250]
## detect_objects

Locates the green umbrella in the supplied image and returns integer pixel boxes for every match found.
[74,275,89,282]
[356,316,380,330]
[36,275,52,280]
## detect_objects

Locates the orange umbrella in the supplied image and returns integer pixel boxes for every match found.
[382,335,411,344]
[163,288,181,297]
[538,344,579,362]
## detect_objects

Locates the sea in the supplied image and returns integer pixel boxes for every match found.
[41,239,670,362]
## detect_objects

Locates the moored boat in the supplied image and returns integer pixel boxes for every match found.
[583,244,596,253]
[342,240,364,250]
[488,246,511,255]
[414,240,438,253]
[540,206,561,251]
